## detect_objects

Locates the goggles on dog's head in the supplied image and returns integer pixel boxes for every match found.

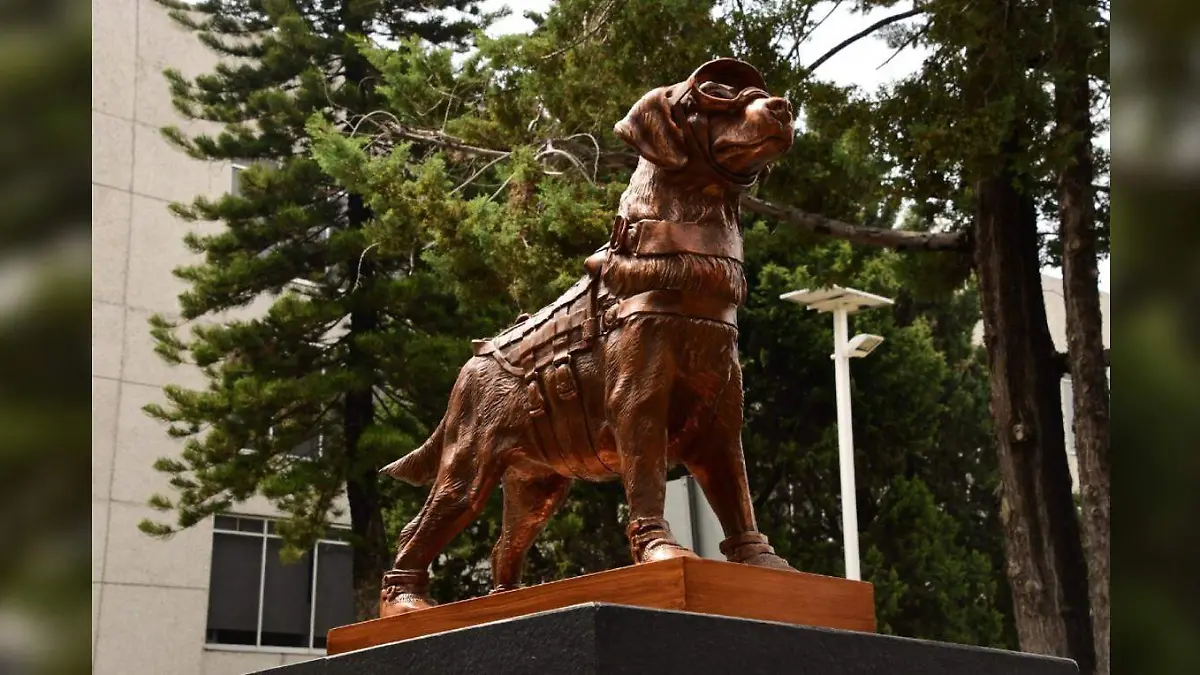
[662,58,776,188]
[666,58,770,112]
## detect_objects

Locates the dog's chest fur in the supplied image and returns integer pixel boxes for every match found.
[602,252,747,306]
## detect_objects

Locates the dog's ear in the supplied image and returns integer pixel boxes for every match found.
[614,86,688,170]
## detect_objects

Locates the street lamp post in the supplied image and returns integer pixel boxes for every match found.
[780,286,894,581]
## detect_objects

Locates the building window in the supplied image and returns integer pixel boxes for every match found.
[231,163,249,197]
[270,425,325,460]
[206,515,354,650]
[240,428,325,461]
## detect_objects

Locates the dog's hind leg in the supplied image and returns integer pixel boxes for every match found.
[490,470,572,593]
[380,362,508,618]
[379,441,501,618]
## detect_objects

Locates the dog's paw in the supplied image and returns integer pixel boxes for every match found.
[740,551,795,571]
[379,592,436,618]
[641,540,701,563]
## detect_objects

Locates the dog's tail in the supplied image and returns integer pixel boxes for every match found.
[380,415,446,486]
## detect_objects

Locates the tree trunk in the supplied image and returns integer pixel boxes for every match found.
[343,191,389,621]
[336,3,389,623]
[346,432,388,622]
[974,133,1096,672]
[1052,1,1110,671]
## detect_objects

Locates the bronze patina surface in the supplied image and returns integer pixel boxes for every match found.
[379,58,796,618]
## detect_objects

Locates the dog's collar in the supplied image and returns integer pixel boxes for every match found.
[608,216,744,262]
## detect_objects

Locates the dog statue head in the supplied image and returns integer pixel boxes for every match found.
[614,58,794,188]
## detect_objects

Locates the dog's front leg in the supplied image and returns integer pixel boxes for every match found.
[605,317,698,563]
[682,356,795,571]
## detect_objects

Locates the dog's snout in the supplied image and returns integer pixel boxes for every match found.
[764,97,794,122]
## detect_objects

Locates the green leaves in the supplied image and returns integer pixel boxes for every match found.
[864,476,1006,646]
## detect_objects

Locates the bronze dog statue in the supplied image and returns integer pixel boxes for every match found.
[379,59,796,618]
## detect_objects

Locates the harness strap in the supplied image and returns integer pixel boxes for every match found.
[524,365,578,476]
[471,339,525,377]
[546,335,579,468]
[614,289,738,329]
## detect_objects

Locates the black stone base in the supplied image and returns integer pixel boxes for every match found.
[250,603,1077,675]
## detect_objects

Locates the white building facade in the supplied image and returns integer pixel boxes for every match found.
[92,2,349,673]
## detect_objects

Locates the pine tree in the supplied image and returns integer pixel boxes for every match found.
[136,0,492,618]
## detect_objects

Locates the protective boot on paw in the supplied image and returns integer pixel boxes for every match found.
[720,532,794,570]
[627,516,699,563]
[379,569,437,618]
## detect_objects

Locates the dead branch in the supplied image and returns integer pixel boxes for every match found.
[740,194,970,251]
[804,6,924,75]
[540,0,628,61]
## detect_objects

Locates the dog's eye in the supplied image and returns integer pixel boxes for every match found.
[698,82,735,99]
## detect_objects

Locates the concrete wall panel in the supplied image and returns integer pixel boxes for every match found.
[93,584,208,675]
[203,650,286,675]
[126,194,194,313]
[92,185,131,304]
[93,377,120,498]
[91,583,102,656]
[92,499,109,580]
[91,0,138,119]
[121,306,208,389]
[137,0,218,73]
[92,301,125,380]
[93,112,134,191]
[103,500,213,588]
[132,123,216,204]
[110,382,180,504]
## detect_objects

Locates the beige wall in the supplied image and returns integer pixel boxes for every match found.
[92,1,333,672]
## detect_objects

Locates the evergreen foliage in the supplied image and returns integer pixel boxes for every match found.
[859,0,1110,273]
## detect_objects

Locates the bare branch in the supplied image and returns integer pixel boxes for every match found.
[536,143,597,185]
[876,24,929,70]
[804,6,924,75]
[540,0,627,61]
[388,124,509,159]
[739,194,970,252]
[787,0,845,64]
[451,152,514,195]
[488,175,515,203]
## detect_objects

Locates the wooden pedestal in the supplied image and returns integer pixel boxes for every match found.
[327,558,875,655]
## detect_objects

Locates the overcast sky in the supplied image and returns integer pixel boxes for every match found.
[480,0,1110,290]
